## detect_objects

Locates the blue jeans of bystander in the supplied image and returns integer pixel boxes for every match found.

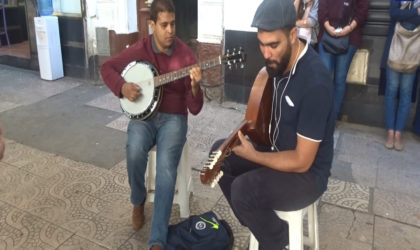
[318,42,358,120]
[126,112,187,248]
[384,67,416,131]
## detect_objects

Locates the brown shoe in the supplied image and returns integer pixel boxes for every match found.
[385,130,394,149]
[394,131,404,151]
[132,204,145,230]
[150,245,163,250]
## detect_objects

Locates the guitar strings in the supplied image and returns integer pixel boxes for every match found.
[269,41,301,152]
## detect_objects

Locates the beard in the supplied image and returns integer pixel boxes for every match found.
[265,39,292,78]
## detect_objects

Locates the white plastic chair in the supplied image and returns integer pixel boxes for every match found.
[145,143,192,218]
[249,200,319,250]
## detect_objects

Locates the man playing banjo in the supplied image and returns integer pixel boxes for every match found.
[100,0,203,249]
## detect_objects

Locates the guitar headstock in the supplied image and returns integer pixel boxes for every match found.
[200,150,224,188]
[221,47,247,70]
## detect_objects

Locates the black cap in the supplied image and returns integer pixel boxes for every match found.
[251,0,297,31]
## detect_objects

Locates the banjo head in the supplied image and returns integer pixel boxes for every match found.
[120,61,162,120]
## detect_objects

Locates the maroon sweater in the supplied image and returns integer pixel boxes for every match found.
[100,35,203,118]
[318,0,369,47]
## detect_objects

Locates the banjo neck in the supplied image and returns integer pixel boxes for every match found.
[153,57,222,87]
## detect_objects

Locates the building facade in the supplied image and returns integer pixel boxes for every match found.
[1,0,403,127]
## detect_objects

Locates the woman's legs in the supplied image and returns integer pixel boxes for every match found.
[394,72,416,150]
[384,67,399,148]
[333,44,358,120]
[318,43,358,120]
[384,67,416,150]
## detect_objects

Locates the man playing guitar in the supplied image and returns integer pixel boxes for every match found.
[208,0,334,249]
[100,0,203,249]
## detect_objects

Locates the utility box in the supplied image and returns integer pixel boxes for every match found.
[34,16,64,80]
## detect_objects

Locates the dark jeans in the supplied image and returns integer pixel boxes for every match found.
[318,42,358,120]
[211,140,325,250]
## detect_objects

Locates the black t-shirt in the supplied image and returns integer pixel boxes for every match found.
[270,45,334,186]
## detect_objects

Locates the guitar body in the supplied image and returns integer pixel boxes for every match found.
[120,61,162,120]
[244,67,272,145]
[201,67,273,186]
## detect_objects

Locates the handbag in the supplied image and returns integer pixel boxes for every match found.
[321,0,354,54]
[387,2,420,73]
[321,32,349,54]
[346,49,369,85]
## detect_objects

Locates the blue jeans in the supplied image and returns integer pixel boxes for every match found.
[318,42,358,120]
[126,112,187,248]
[384,67,416,132]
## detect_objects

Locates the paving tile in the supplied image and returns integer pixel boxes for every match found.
[330,158,354,183]
[0,153,133,248]
[334,132,382,174]
[191,169,224,203]
[71,213,136,249]
[57,235,110,250]
[374,216,420,250]
[85,92,122,113]
[373,188,420,228]
[38,160,131,204]
[187,129,222,154]
[110,160,127,175]
[1,139,57,169]
[319,203,373,250]
[0,200,73,250]
[0,101,19,113]
[344,162,378,189]
[106,115,129,132]
[3,181,109,228]
[0,65,81,113]
[0,161,40,195]
[376,154,420,194]
[321,178,370,213]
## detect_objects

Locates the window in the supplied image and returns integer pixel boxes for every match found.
[52,0,82,16]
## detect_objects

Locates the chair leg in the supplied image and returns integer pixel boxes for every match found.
[313,203,319,250]
[177,144,190,218]
[249,233,259,250]
[146,150,157,203]
[306,204,314,248]
[288,210,304,250]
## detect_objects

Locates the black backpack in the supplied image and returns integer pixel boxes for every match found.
[166,211,234,250]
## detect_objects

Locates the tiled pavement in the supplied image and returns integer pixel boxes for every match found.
[1,64,420,249]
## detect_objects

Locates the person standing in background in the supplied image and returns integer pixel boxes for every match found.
[379,0,420,150]
[295,0,319,46]
[317,0,369,120]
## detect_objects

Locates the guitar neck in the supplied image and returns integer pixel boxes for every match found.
[218,120,250,153]
[154,56,222,87]
[200,120,250,186]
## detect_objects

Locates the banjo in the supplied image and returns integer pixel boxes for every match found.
[120,48,246,120]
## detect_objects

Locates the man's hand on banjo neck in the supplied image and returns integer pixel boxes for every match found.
[189,66,202,98]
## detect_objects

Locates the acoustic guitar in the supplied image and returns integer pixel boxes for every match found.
[200,67,273,187]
